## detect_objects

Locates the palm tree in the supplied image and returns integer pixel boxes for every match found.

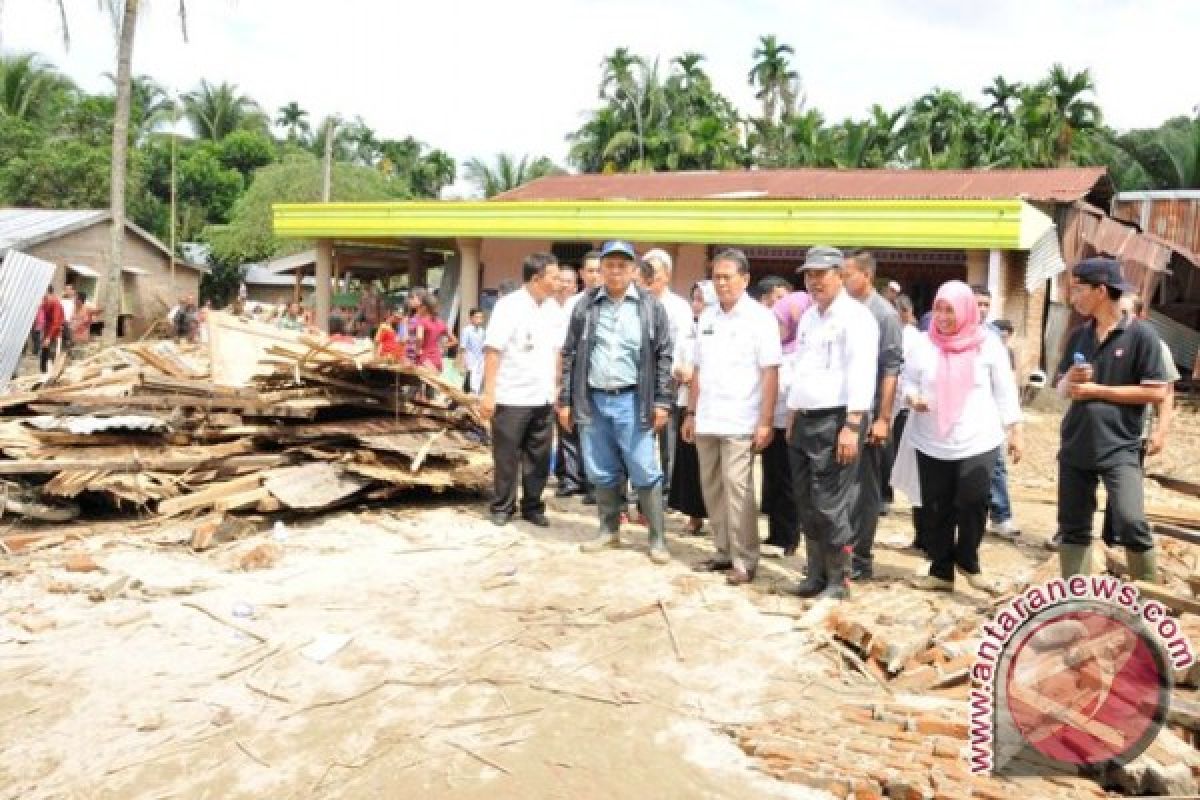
[104,72,170,140]
[983,75,1023,119]
[747,34,798,123]
[463,154,563,198]
[1044,64,1102,165]
[670,52,709,92]
[275,101,310,143]
[1114,118,1200,189]
[182,79,260,141]
[0,52,75,124]
[599,47,643,101]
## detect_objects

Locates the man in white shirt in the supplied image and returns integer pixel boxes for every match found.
[457,308,486,395]
[784,246,879,601]
[643,248,692,507]
[682,249,781,586]
[481,253,561,527]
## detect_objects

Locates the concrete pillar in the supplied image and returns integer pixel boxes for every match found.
[965,250,988,293]
[456,237,482,333]
[407,237,426,289]
[315,238,333,332]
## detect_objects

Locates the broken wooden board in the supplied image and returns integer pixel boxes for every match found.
[262,462,371,510]
[157,474,263,517]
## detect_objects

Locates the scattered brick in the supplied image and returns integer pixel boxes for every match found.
[64,552,99,573]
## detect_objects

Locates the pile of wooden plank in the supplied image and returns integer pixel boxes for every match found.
[0,313,490,520]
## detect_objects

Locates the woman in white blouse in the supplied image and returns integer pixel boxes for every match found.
[901,280,1023,592]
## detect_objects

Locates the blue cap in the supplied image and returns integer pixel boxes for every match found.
[1073,257,1132,293]
[599,240,637,261]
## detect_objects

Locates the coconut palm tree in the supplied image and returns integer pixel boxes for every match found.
[182,79,261,141]
[0,52,75,124]
[1114,118,1200,189]
[275,101,310,143]
[670,52,709,92]
[747,34,798,123]
[463,154,563,198]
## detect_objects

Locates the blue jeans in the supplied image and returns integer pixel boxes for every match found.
[989,450,1012,524]
[579,390,662,490]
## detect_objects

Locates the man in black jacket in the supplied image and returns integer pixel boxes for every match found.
[558,241,675,564]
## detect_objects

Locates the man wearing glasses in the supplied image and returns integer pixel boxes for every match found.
[1055,257,1168,581]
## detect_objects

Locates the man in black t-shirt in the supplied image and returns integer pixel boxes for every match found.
[1054,258,1167,581]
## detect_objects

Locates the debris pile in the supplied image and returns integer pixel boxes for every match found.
[0,313,489,523]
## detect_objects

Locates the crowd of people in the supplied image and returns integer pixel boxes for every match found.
[477,242,1177,602]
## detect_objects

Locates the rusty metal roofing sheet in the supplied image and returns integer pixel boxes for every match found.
[495,167,1109,203]
[1112,195,1200,258]
[0,250,56,392]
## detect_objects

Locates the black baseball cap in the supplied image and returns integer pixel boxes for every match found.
[1073,257,1132,293]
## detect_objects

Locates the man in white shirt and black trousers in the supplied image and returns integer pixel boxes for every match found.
[480,253,562,527]
[682,249,782,586]
[784,246,879,601]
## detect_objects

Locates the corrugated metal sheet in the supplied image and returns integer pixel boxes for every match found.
[0,250,56,391]
[1060,202,1170,300]
[1026,226,1066,291]
[1148,310,1199,376]
[0,209,107,253]
[1112,195,1200,258]
[274,198,1054,250]
[495,167,1109,203]
[244,264,316,287]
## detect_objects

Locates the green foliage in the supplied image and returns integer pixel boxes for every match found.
[0,52,75,125]
[205,153,404,269]
[182,80,264,140]
[465,153,563,197]
[217,129,276,178]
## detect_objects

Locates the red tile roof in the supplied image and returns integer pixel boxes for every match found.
[495,167,1110,204]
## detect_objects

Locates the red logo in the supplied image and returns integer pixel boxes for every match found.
[1002,607,1168,767]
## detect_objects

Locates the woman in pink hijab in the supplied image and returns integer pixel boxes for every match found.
[899,280,1023,593]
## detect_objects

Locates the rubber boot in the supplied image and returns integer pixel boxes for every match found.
[1125,547,1159,583]
[638,485,669,564]
[1059,542,1093,578]
[817,545,851,601]
[788,537,827,598]
[581,485,623,553]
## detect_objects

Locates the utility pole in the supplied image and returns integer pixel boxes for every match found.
[322,116,338,202]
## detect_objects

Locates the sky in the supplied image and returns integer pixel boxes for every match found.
[2,0,1198,196]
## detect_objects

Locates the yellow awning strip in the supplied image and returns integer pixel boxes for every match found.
[273,199,1053,250]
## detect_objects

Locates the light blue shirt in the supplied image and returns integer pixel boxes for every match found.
[588,284,642,389]
[461,324,485,373]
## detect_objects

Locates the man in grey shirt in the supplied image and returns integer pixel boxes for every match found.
[840,250,904,580]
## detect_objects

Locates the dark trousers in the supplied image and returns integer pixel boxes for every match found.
[657,403,678,499]
[1100,445,1148,546]
[39,335,59,373]
[1060,459,1153,552]
[789,409,860,552]
[489,404,553,516]
[852,428,886,572]
[761,427,799,552]
[555,417,587,493]
[916,447,996,581]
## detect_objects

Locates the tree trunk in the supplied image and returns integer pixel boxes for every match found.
[103,0,140,345]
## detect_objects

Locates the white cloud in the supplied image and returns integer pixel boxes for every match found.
[2,0,1197,182]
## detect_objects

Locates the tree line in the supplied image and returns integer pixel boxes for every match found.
[1,34,1197,304]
